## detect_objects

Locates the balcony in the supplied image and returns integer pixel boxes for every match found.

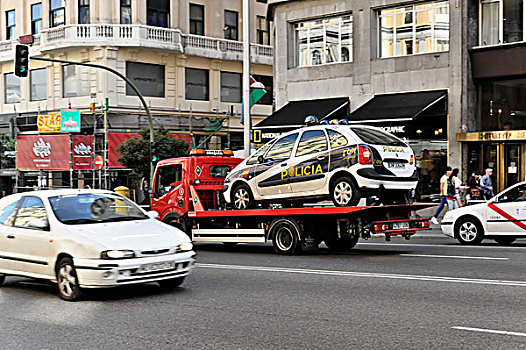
[0,24,273,65]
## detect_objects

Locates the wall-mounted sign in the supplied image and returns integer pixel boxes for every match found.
[16,135,70,170]
[37,113,61,133]
[72,135,93,170]
[60,109,81,133]
[457,130,526,142]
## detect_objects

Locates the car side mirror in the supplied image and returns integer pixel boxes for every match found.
[146,211,159,219]
[258,155,265,163]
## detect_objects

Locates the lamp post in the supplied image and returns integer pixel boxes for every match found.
[242,0,251,158]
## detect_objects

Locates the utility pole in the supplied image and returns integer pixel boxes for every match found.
[242,0,251,158]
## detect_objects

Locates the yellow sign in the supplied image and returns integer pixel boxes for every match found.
[253,129,262,143]
[37,113,61,133]
[457,130,526,142]
[281,164,323,179]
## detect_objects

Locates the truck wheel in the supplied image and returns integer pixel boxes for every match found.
[324,235,359,251]
[232,184,255,210]
[330,177,360,207]
[455,217,484,245]
[493,236,516,245]
[270,218,302,255]
[0,274,5,286]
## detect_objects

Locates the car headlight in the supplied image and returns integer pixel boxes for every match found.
[101,250,135,259]
[178,242,193,252]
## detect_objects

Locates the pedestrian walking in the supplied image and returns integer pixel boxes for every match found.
[480,168,494,200]
[446,172,459,210]
[451,168,466,207]
[431,166,452,224]
[467,172,482,201]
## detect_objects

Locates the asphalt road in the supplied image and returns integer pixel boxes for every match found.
[1,231,526,350]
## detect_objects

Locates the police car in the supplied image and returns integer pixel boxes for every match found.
[441,181,526,245]
[223,123,418,209]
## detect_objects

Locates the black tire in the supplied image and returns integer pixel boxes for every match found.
[381,190,412,205]
[158,277,185,290]
[270,218,302,255]
[324,235,359,252]
[330,177,360,207]
[232,184,255,210]
[0,273,5,286]
[168,219,191,238]
[455,217,484,245]
[493,236,516,245]
[56,257,82,301]
[222,242,238,249]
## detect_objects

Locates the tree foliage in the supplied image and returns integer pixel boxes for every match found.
[117,128,189,180]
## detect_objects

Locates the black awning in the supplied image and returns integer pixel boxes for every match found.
[349,90,447,123]
[255,97,349,128]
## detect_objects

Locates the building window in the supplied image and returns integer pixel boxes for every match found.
[257,16,270,45]
[6,10,15,40]
[252,75,273,105]
[63,64,90,98]
[147,0,169,28]
[220,72,241,103]
[120,0,132,24]
[480,78,526,131]
[30,68,47,101]
[480,0,524,46]
[185,68,209,101]
[378,1,449,58]
[4,73,20,104]
[126,62,165,97]
[50,0,65,27]
[190,4,204,35]
[79,0,90,24]
[295,15,353,67]
[31,3,42,35]
[224,10,238,40]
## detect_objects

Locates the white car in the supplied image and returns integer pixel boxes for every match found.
[0,189,195,301]
[223,124,418,209]
[441,181,526,245]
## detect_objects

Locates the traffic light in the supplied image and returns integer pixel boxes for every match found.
[14,45,29,77]
[151,141,159,162]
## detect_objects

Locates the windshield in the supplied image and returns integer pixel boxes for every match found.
[350,127,407,147]
[49,193,147,225]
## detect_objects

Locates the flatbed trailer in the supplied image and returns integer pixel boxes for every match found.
[187,202,432,255]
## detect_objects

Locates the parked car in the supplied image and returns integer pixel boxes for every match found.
[223,124,418,209]
[441,181,526,245]
[0,189,195,301]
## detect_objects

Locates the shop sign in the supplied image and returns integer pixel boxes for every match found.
[37,113,61,133]
[16,135,70,170]
[71,135,94,170]
[60,109,81,133]
[457,130,526,142]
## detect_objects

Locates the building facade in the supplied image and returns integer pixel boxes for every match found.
[0,0,273,194]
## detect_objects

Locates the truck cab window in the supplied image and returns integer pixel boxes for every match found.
[155,164,183,197]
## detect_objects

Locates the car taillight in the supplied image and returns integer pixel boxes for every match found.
[359,146,373,164]
[410,154,414,165]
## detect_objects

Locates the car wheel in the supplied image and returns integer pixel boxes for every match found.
[270,218,301,255]
[493,236,516,245]
[0,273,5,286]
[232,184,255,210]
[330,177,360,207]
[324,235,359,251]
[455,217,484,245]
[56,257,82,301]
[158,277,185,290]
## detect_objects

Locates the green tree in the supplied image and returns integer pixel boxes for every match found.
[117,128,189,180]
[0,136,16,169]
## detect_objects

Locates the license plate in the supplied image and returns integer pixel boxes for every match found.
[388,162,405,169]
[140,261,176,273]
[392,222,409,229]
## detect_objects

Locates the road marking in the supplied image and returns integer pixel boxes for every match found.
[357,242,526,249]
[452,326,526,338]
[400,254,508,261]
[197,263,526,287]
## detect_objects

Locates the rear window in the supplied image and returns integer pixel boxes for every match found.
[209,165,231,178]
[350,127,406,146]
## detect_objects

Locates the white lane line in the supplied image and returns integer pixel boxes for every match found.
[197,263,526,287]
[357,242,526,249]
[452,326,526,338]
[400,254,508,261]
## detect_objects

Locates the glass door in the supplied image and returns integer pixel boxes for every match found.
[483,143,499,192]
[505,144,521,189]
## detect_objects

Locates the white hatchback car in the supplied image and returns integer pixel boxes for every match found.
[223,124,418,209]
[0,190,195,301]
[441,181,526,245]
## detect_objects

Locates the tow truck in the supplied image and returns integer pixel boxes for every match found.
[151,149,432,255]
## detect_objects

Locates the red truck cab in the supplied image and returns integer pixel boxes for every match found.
[151,149,243,228]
